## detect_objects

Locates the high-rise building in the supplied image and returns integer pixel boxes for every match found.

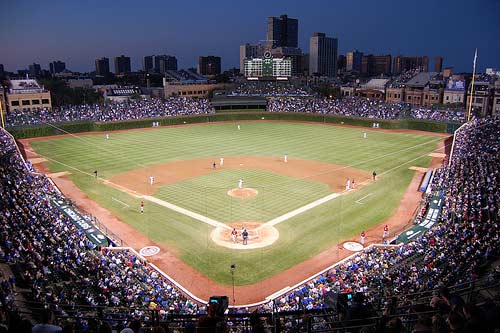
[434,56,443,73]
[154,55,177,73]
[198,56,221,76]
[28,63,42,77]
[0,64,4,76]
[49,61,66,74]
[393,56,429,74]
[114,55,131,74]
[346,50,363,72]
[240,44,264,73]
[271,47,303,76]
[361,55,392,76]
[267,14,298,48]
[143,56,154,72]
[95,57,110,76]
[309,32,338,77]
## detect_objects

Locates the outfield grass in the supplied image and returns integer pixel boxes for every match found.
[30,122,440,285]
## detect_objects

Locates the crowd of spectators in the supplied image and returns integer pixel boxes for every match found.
[269,96,468,122]
[268,97,406,119]
[388,70,421,88]
[410,107,466,122]
[229,81,313,97]
[5,98,213,127]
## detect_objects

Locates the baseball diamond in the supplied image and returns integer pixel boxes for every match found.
[25,121,446,302]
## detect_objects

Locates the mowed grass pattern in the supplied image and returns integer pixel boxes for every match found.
[30,122,442,285]
[154,169,331,223]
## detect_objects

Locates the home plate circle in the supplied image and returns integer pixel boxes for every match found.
[139,246,160,257]
[343,241,364,252]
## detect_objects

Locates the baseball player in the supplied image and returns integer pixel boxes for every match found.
[383,225,389,239]
[213,161,216,170]
[149,176,154,186]
[220,157,224,167]
[242,228,248,245]
[346,178,351,191]
[351,178,356,189]
[237,124,241,130]
[140,201,144,214]
[105,133,109,140]
[284,153,288,163]
[360,231,366,246]
[231,228,238,243]
[238,178,244,189]
[363,132,367,139]
[372,171,377,181]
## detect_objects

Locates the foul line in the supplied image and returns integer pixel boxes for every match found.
[143,195,231,230]
[112,197,130,208]
[260,192,341,229]
[355,193,373,205]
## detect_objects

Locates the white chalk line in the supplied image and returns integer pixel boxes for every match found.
[355,193,373,205]
[142,195,232,230]
[112,197,130,208]
[259,192,341,229]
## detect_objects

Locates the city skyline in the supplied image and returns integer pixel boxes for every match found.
[1,0,499,73]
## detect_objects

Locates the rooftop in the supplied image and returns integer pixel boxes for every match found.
[406,72,438,88]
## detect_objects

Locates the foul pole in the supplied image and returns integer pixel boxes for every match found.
[467,49,478,122]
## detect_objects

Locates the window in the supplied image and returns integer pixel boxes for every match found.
[11,101,19,106]
[408,96,412,100]
[32,99,40,105]
[22,100,30,106]
[446,96,449,101]
[42,99,49,104]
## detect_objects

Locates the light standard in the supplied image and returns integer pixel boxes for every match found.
[230,264,236,306]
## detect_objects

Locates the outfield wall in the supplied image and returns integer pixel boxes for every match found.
[6,112,457,139]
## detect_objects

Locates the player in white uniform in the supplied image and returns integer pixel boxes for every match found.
[220,157,224,167]
[346,178,351,190]
[284,154,288,163]
[363,132,367,139]
[105,134,109,140]
[149,176,154,185]
[238,179,244,189]
[237,124,241,130]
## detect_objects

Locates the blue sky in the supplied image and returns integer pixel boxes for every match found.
[1,0,499,73]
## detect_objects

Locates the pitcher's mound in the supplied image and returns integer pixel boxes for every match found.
[227,188,258,199]
[211,221,279,249]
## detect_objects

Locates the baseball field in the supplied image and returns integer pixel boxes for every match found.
[26,121,444,292]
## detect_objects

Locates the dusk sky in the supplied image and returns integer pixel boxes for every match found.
[1,0,499,73]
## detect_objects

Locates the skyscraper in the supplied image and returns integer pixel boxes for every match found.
[28,63,42,77]
[198,56,221,76]
[49,61,66,74]
[154,55,177,73]
[95,57,110,76]
[143,56,154,72]
[267,14,298,48]
[346,50,363,72]
[114,55,131,74]
[434,56,443,72]
[309,32,338,77]
[393,56,429,74]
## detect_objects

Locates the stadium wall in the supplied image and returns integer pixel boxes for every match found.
[6,112,451,139]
